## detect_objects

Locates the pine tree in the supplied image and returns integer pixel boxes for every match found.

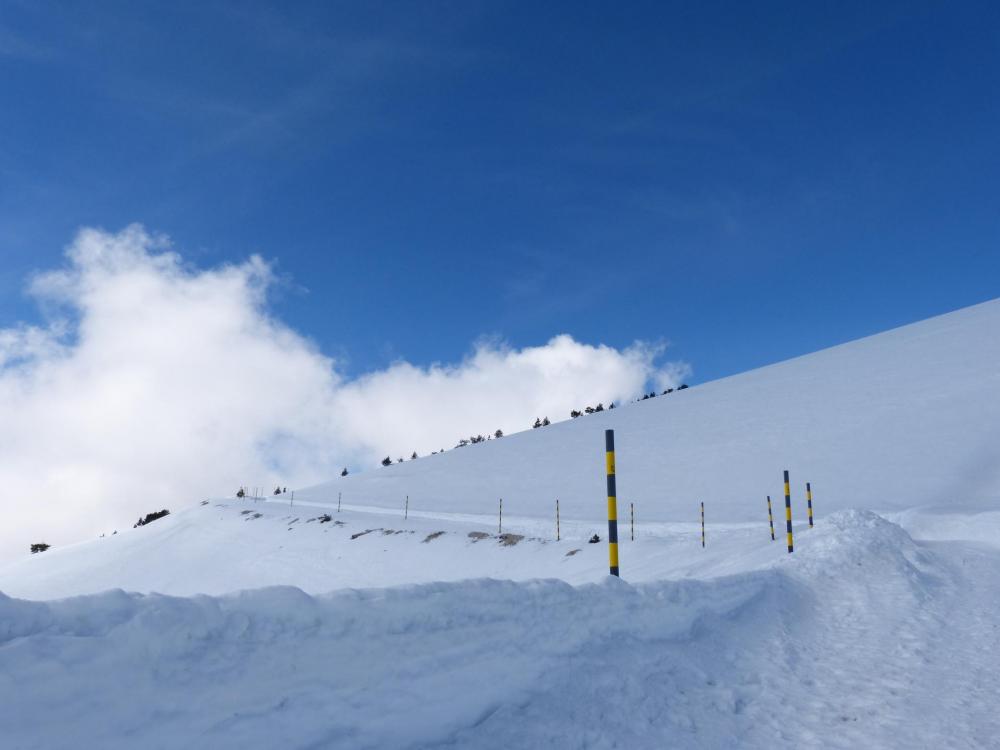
[341,468,348,477]
[542,417,550,426]
[381,456,392,466]
[411,451,418,460]
[495,429,503,438]
[533,417,542,428]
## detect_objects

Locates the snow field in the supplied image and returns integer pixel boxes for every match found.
[3,299,1000,748]
[2,511,996,749]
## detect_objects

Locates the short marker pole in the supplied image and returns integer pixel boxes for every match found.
[806,482,814,528]
[630,502,634,542]
[605,429,620,577]
[405,495,409,521]
[700,501,705,548]
[338,491,342,513]
[767,496,775,541]
[499,498,503,534]
[290,490,294,508]
[784,470,794,553]
[556,499,560,542]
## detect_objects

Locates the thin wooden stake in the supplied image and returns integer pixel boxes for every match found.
[556,499,560,541]
[499,498,503,534]
[338,491,342,513]
[630,502,634,541]
[405,495,409,520]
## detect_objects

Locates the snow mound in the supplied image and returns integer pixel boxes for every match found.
[792,510,944,599]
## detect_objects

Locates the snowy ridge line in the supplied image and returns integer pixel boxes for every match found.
[294,297,1000,525]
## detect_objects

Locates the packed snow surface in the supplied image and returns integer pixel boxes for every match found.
[2,512,999,749]
[2,299,1000,748]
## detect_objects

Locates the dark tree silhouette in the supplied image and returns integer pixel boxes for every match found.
[494,429,503,438]
[134,509,170,528]
[542,417,550,426]
[595,403,604,412]
[678,383,689,390]
[341,468,348,477]
[533,417,542,428]
[381,456,393,466]
[411,451,418,460]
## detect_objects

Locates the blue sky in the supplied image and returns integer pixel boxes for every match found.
[2,0,998,383]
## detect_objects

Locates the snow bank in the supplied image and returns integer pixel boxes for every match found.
[4,513,985,750]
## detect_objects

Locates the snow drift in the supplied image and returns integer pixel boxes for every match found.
[6,512,994,750]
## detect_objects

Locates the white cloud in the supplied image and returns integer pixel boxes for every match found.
[0,226,688,560]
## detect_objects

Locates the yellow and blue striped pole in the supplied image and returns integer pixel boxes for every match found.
[784,470,793,553]
[700,501,705,548]
[605,429,619,576]
[767,496,775,541]
[806,482,814,528]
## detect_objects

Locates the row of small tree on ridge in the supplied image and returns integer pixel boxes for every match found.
[373,384,689,469]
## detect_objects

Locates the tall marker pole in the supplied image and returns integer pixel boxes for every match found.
[556,499,560,541]
[405,495,409,521]
[338,491,341,513]
[605,429,620,577]
[630,502,635,542]
[784,470,794,553]
[767,496,775,541]
[806,483,814,528]
[499,498,503,534]
[700,502,705,548]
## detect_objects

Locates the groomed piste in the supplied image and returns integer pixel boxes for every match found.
[2,299,1000,749]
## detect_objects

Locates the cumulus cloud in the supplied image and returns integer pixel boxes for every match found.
[0,226,688,560]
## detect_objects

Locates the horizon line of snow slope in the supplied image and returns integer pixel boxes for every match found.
[2,511,998,749]
[297,297,1000,524]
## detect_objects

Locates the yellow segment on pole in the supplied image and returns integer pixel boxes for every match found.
[606,452,616,475]
[607,498,617,520]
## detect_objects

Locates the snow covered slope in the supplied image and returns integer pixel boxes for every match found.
[297,298,1000,525]
[2,511,998,749]
[2,299,1000,749]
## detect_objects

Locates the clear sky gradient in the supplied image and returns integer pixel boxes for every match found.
[2,0,998,383]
